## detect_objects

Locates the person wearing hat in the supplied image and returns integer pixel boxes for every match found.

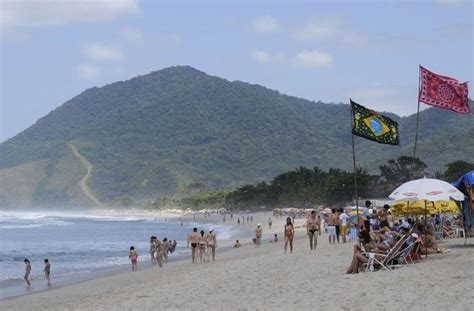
[206,227,217,261]
[255,224,263,248]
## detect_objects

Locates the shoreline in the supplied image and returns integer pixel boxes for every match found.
[0,210,264,301]
[4,210,471,310]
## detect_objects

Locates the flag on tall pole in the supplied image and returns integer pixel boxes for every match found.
[419,66,470,113]
[350,99,399,145]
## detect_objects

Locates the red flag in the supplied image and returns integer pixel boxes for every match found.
[419,66,470,113]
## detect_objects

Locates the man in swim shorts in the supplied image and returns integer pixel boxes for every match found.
[327,208,337,244]
[189,227,200,263]
[306,211,321,250]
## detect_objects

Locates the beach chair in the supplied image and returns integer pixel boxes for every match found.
[363,235,409,272]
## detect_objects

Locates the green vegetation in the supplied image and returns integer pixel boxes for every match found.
[0,66,472,206]
[177,158,473,211]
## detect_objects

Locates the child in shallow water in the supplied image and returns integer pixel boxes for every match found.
[24,258,31,286]
[129,246,138,271]
[44,258,51,286]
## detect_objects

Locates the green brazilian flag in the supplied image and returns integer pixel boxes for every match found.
[351,99,399,145]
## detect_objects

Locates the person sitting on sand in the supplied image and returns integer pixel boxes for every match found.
[24,258,31,286]
[346,228,386,274]
[420,228,439,255]
[255,224,263,248]
[307,211,321,251]
[189,228,200,263]
[269,233,278,242]
[206,227,217,261]
[129,246,138,271]
[234,240,241,248]
[284,217,295,253]
[198,230,207,262]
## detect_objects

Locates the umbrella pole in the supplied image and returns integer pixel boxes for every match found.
[425,200,428,258]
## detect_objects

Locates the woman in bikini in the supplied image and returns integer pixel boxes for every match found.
[149,236,157,264]
[198,230,207,263]
[129,246,138,271]
[284,217,295,254]
[189,227,200,263]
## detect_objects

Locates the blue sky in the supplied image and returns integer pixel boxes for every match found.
[1,0,472,142]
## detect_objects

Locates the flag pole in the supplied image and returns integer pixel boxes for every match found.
[349,100,360,234]
[412,66,422,171]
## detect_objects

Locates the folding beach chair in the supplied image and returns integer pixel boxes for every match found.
[363,235,409,272]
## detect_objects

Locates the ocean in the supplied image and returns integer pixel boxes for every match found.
[0,211,240,300]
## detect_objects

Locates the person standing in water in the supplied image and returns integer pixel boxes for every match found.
[284,217,295,253]
[129,246,138,271]
[306,211,321,250]
[24,258,31,286]
[206,227,217,261]
[189,227,200,263]
[43,258,51,286]
[149,236,157,264]
[255,224,263,248]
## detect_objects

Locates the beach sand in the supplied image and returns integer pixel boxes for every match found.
[1,212,473,310]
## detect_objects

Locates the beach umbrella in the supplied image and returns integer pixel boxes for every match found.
[390,200,460,217]
[389,178,465,202]
[350,214,366,225]
[389,178,465,257]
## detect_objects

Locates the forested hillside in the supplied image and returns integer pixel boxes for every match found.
[0,66,472,207]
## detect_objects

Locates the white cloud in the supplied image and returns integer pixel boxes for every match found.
[292,20,337,41]
[251,15,279,33]
[252,50,271,63]
[82,44,123,62]
[435,0,470,6]
[1,0,139,28]
[292,50,333,69]
[120,27,144,43]
[77,64,101,79]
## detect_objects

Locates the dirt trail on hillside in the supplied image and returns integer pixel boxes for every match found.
[68,143,101,206]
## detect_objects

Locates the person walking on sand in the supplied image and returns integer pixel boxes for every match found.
[198,230,207,263]
[339,209,349,243]
[23,258,31,286]
[206,227,217,261]
[307,211,321,250]
[43,258,51,286]
[129,246,138,271]
[255,224,263,248]
[189,227,200,263]
[268,217,272,229]
[284,217,295,254]
[237,218,241,226]
[149,236,157,264]
[327,208,337,245]
[162,238,169,262]
[155,238,164,267]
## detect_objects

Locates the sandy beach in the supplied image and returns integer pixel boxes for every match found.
[1,212,473,311]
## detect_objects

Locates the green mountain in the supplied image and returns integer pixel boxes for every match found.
[0,66,472,208]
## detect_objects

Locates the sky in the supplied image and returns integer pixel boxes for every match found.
[0,0,473,142]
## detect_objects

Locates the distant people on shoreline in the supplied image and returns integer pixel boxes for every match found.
[24,258,31,286]
[129,246,138,271]
[44,259,51,286]
[189,227,200,263]
[284,217,295,253]
[206,227,217,261]
[255,224,262,248]
[268,217,272,228]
